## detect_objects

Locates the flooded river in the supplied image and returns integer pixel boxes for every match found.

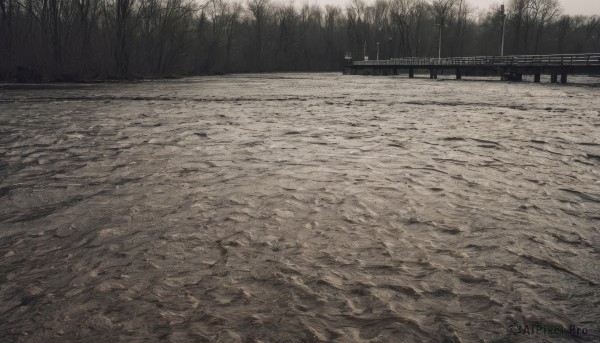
[1,73,599,342]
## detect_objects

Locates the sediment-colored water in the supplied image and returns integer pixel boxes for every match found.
[1,74,599,342]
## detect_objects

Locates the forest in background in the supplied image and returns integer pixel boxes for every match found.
[1,0,600,81]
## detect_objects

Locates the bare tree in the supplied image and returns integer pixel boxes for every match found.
[346,0,368,59]
[430,0,457,56]
[325,5,341,69]
[508,0,528,53]
[431,0,456,26]
[111,0,136,77]
[531,0,561,53]
[247,0,270,70]
[453,0,472,56]
[225,1,242,69]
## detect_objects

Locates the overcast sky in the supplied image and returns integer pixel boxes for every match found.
[293,0,600,16]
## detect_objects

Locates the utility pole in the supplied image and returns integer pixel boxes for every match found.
[439,24,442,60]
[376,27,382,60]
[434,24,442,61]
[499,4,506,56]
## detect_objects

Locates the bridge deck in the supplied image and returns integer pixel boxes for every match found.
[346,53,600,82]
[352,53,600,68]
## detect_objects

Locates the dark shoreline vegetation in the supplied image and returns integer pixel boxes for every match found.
[1,0,600,82]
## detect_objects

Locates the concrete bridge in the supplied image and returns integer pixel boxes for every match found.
[343,53,600,83]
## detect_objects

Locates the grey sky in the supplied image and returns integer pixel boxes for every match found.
[458,0,599,15]
[295,0,600,16]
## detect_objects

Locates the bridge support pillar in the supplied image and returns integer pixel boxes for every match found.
[502,71,522,81]
[429,69,438,79]
[551,69,558,83]
[561,72,568,84]
[534,73,541,83]
[409,68,414,78]
[456,68,462,80]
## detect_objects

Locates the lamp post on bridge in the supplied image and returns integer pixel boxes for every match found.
[434,23,442,61]
[498,4,506,56]
[376,27,382,60]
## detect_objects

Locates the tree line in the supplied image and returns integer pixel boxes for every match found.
[1,0,600,81]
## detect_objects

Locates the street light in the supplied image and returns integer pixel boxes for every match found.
[497,4,506,56]
[434,23,442,61]
[376,27,382,60]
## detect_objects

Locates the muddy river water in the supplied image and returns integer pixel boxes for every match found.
[1,73,599,342]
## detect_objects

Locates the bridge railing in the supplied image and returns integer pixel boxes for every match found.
[352,53,600,67]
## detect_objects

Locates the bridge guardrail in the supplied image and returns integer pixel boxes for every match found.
[352,53,600,67]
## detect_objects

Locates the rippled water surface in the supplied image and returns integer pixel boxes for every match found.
[1,74,599,342]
